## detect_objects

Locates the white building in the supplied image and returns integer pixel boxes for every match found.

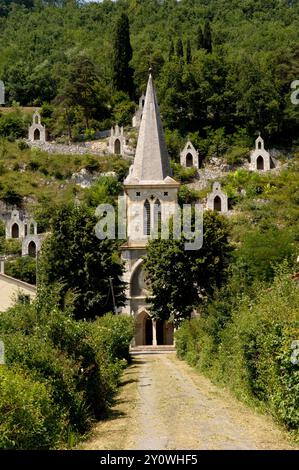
[28,110,46,143]
[250,135,273,171]
[180,141,200,168]
[207,182,228,213]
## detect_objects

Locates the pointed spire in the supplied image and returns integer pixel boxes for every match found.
[129,72,172,182]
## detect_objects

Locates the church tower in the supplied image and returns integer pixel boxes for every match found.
[121,72,179,347]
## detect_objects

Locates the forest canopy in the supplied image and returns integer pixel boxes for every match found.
[0,0,298,146]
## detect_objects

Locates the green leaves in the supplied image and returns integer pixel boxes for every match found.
[144,211,230,326]
[39,203,126,320]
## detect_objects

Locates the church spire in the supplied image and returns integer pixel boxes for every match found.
[127,72,173,183]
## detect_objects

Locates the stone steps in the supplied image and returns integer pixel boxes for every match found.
[130,345,176,355]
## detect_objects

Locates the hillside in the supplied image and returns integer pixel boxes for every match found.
[0,0,298,149]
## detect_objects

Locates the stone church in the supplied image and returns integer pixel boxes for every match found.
[120,73,179,346]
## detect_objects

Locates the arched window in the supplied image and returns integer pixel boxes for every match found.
[186,153,193,167]
[35,115,39,124]
[258,141,262,149]
[11,223,19,239]
[144,199,151,236]
[257,155,264,170]
[114,139,121,155]
[34,128,40,141]
[154,199,162,235]
[30,223,35,235]
[28,241,36,257]
[214,195,222,212]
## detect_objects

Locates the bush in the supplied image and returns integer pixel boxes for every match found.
[0,113,28,140]
[2,239,22,256]
[5,256,36,284]
[171,162,197,183]
[0,367,63,449]
[225,146,249,166]
[176,268,299,432]
[0,297,134,448]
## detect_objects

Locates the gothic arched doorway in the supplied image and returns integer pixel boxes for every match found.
[28,241,36,257]
[11,223,19,239]
[186,153,193,167]
[114,139,121,155]
[145,317,153,345]
[214,195,222,212]
[257,155,264,170]
[34,128,40,141]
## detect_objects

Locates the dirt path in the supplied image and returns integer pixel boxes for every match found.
[81,353,298,450]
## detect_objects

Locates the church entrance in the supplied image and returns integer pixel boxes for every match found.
[34,128,40,141]
[135,311,174,346]
[145,317,153,345]
[186,153,193,167]
[257,155,264,170]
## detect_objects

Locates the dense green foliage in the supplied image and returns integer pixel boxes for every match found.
[5,256,36,284]
[112,12,134,97]
[39,203,125,319]
[0,288,134,449]
[0,0,298,147]
[176,268,299,434]
[144,211,231,326]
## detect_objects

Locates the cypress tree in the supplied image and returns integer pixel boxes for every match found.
[112,13,134,97]
[176,38,184,58]
[168,40,175,60]
[186,39,192,64]
[203,20,212,53]
[197,25,204,50]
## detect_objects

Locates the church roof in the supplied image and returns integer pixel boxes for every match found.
[125,73,177,185]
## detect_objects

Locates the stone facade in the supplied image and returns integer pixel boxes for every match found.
[28,111,46,143]
[207,182,228,213]
[108,125,126,155]
[5,209,36,239]
[250,135,273,171]
[180,141,200,168]
[22,234,43,257]
[132,93,145,128]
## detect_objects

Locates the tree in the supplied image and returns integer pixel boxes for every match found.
[176,38,184,58]
[112,13,134,97]
[57,56,106,130]
[197,25,204,50]
[144,211,231,326]
[186,39,192,64]
[39,204,125,320]
[203,20,212,53]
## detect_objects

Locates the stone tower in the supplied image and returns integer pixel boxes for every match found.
[121,72,179,346]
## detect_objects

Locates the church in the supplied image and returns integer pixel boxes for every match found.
[120,72,179,347]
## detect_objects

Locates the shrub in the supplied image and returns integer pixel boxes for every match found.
[28,160,40,172]
[5,256,36,284]
[0,298,134,448]
[3,239,22,256]
[171,162,197,183]
[0,367,63,449]
[0,185,22,205]
[176,268,299,432]
[0,113,27,140]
